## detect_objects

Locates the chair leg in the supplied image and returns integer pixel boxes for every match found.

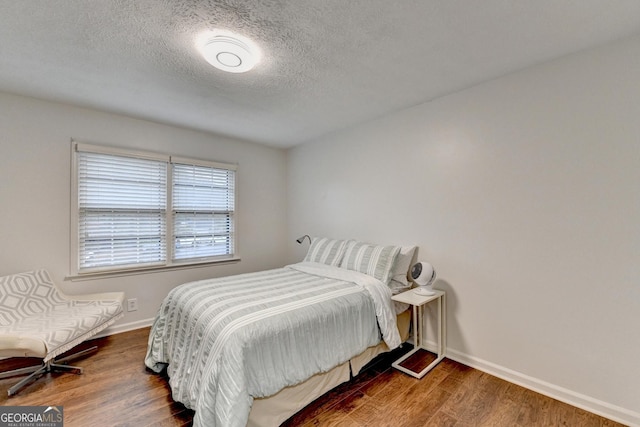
[53,345,98,365]
[48,362,82,375]
[7,364,48,396]
[0,364,43,380]
[4,345,99,396]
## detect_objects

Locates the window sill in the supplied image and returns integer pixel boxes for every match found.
[65,257,241,282]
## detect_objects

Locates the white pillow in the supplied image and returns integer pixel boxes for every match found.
[389,246,417,294]
[303,237,349,266]
[340,241,401,284]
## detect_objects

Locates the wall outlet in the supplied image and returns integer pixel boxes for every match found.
[127,298,138,312]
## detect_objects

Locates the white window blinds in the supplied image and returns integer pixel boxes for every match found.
[172,162,235,260]
[77,151,168,271]
[73,142,237,275]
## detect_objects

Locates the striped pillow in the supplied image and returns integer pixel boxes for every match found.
[303,237,349,266]
[340,241,401,284]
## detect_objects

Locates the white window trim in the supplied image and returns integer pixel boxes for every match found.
[69,140,239,280]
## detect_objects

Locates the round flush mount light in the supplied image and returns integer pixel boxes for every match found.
[197,30,260,73]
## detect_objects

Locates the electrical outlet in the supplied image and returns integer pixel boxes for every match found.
[127,298,138,312]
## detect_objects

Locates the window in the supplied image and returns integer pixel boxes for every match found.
[77,150,168,270]
[172,159,235,261]
[72,142,236,275]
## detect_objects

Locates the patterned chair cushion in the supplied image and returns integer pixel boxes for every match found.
[0,270,124,361]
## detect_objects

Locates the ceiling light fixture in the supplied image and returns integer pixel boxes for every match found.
[197,30,260,73]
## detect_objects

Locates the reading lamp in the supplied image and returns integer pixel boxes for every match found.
[410,261,436,296]
[296,234,311,244]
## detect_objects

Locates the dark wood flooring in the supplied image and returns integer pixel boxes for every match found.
[0,328,625,426]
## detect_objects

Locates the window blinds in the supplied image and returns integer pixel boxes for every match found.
[74,143,236,274]
[172,162,235,260]
[77,151,168,270]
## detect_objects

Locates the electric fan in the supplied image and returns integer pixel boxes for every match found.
[410,261,436,296]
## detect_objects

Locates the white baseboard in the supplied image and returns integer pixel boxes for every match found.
[94,318,155,339]
[445,348,640,427]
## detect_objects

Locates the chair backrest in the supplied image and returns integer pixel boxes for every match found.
[0,270,67,325]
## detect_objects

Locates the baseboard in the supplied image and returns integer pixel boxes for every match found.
[94,318,155,339]
[445,348,640,427]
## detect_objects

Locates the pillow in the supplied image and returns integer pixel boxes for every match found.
[389,246,417,294]
[303,237,349,266]
[340,241,401,284]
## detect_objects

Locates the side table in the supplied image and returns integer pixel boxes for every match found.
[391,289,446,378]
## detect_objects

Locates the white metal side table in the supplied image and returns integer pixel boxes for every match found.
[391,289,446,379]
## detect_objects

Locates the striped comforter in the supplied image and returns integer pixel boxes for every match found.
[145,262,401,427]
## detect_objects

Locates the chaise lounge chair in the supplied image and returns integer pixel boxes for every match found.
[0,270,124,396]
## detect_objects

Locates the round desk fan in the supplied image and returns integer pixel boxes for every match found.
[410,261,436,296]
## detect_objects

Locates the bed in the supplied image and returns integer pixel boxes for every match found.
[145,238,416,427]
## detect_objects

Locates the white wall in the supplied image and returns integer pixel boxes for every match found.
[0,92,289,328]
[287,35,640,424]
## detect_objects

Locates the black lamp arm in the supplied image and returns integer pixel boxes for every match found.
[296,234,311,244]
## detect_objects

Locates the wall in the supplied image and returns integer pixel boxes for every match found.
[0,92,289,329]
[287,35,640,424]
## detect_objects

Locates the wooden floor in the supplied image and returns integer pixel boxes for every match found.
[0,328,625,427]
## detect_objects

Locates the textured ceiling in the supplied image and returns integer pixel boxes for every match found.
[1,1,640,148]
